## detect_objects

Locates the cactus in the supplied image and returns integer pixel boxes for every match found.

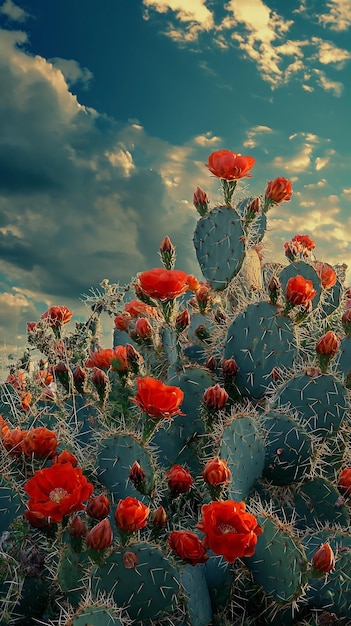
[1,148,351,625]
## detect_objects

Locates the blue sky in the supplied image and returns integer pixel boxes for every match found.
[0,0,351,367]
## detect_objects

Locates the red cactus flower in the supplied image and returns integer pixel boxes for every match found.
[265,177,292,204]
[24,462,93,523]
[2,426,27,455]
[206,150,255,180]
[130,377,184,420]
[166,465,193,495]
[169,530,209,566]
[202,457,231,486]
[124,299,158,317]
[85,348,115,369]
[137,268,193,301]
[22,427,58,458]
[291,234,315,251]
[114,496,150,532]
[285,275,317,308]
[197,500,262,563]
[110,345,129,372]
[41,305,73,327]
[315,262,337,289]
[114,314,131,331]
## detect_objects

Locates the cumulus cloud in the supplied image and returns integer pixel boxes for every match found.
[243,125,273,149]
[318,0,351,31]
[49,57,94,88]
[0,0,28,22]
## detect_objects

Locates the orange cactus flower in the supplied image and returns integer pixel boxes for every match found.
[24,462,93,523]
[169,530,209,566]
[338,467,351,495]
[291,234,315,251]
[130,377,184,420]
[2,426,27,455]
[124,299,158,318]
[312,542,335,574]
[202,458,231,486]
[285,275,317,308]
[53,449,78,466]
[315,261,337,289]
[315,331,340,356]
[110,345,129,372]
[114,496,150,532]
[85,518,113,551]
[265,177,292,204]
[166,465,193,495]
[22,427,58,458]
[137,268,192,301]
[206,150,255,181]
[85,348,116,369]
[196,500,263,563]
[41,305,73,327]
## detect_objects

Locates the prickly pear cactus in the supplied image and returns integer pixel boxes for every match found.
[1,148,351,625]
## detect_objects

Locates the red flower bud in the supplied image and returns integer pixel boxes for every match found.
[41,305,73,327]
[202,457,231,486]
[169,530,209,565]
[69,515,87,537]
[175,309,190,331]
[86,494,111,520]
[342,309,351,336]
[72,365,87,393]
[134,317,153,340]
[54,449,78,466]
[129,461,147,487]
[338,467,351,496]
[193,186,210,216]
[315,331,340,356]
[114,314,131,331]
[203,384,228,410]
[85,518,113,551]
[150,506,167,527]
[123,550,138,568]
[159,235,174,254]
[222,358,239,379]
[205,356,217,371]
[311,542,335,574]
[114,497,150,532]
[166,465,193,495]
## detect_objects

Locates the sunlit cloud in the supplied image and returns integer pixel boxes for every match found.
[313,69,344,95]
[312,38,351,65]
[243,125,273,148]
[318,0,351,31]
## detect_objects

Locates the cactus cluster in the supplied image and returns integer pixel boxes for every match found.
[1,149,351,625]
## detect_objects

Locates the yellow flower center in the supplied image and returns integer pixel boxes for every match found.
[49,487,68,502]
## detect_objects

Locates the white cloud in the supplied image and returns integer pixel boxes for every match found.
[315,156,329,171]
[193,132,221,147]
[314,69,344,95]
[0,0,28,22]
[312,38,351,65]
[49,58,93,88]
[105,149,135,176]
[243,125,273,148]
[143,0,213,25]
[318,0,351,31]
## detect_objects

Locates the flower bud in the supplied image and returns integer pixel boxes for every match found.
[311,542,335,574]
[159,236,176,270]
[53,362,70,392]
[222,358,239,380]
[342,309,351,336]
[91,367,109,403]
[315,331,340,356]
[268,275,281,305]
[114,314,131,331]
[338,467,351,496]
[175,309,190,331]
[196,284,212,314]
[85,518,113,551]
[129,461,147,488]
[166,465,193,495]
[72,365,87,394]
[150,506,167,527]
[193,186,209,216]
[205,356,217,371]
[69,515,87,537]
[203,384,228,410]
[86,494,111,520]
[134,317,153,340]
[202,457,231,486]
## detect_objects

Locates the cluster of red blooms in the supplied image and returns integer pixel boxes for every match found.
[0,418,58,457]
